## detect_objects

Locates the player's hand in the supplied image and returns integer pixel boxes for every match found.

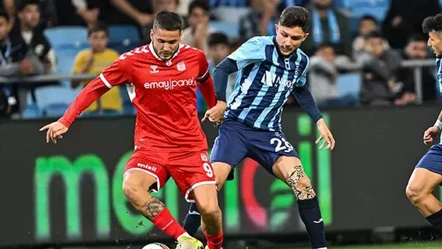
[39,121,68,144]
[202,101,227,124]
[315,118,335,150]
[423,126,441,145]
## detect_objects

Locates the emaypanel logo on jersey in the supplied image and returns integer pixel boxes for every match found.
[144,77,195,90]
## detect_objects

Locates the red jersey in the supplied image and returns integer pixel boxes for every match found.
[59,43,216,152]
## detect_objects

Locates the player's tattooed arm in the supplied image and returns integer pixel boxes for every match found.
[285,165,316,200]
[143,197,166,220]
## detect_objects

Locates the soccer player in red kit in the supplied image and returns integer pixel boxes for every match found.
[39,11,223,249]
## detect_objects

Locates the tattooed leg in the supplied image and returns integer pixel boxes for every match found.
[142,197,166,220]
[122,171,188,240]
[285,165,316,200]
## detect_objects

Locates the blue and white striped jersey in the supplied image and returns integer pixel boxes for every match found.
[436,58,442,95]
[225,36,309,131]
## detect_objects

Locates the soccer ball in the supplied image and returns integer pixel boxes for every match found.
[141,242,170,249]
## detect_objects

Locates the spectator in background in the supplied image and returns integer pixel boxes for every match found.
[13,0,57,29]
[208,32,235,100]
[182,0,213,55]
[383,0,440,49]
[71,0,100,27]
[210,0,251,24]
[71,22,122,116]
[15,0,55,73]
[143,0,180,43]
[0,12,43,117]
[395,34,435,105]
[352,15,389,58]
[357,31,401,106]
[239,0,281,41]
[108,0,154,27]
[302,0,352,56]
[309,43,357,107]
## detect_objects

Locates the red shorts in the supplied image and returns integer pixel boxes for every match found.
[124,149,216,202]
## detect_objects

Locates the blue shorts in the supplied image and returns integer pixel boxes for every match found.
[416,144,442,176]
[211,120,299,175]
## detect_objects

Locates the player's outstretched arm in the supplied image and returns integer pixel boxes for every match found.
[39,60,128,144]
[292,85,335,150]
[424,111,442,145]
[202,58,239,123]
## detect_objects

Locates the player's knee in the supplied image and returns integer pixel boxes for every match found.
[294,176,312,190]
[406,184,426,204]
[197,201,221,218]
[122,181,151,205]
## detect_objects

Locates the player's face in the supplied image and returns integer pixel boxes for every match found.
[88,31,108,53]
[428,31,442,57]
[150,28,182,60]
[275,24,308,56]
[19,4,40,29]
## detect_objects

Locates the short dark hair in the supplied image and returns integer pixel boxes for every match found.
[153,11,183,31]
[407,33,427,45]
[188,0,209,15]
[278,6,311,33]
[17,0,40,13]
[0,12,9,22]
[364,31,383,40]
[359,15,377,24]
[422,13,442,33]
[208,32,229,47]
[88,22,108,37]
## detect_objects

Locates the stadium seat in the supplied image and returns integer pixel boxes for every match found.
[22,103,42,119]
[343,0,390,22]
[108,25,140,43]
[108,25,141,54]
[336,73,361,101]
[34,86,80,115]
[44,103,70,117]
[209,21,239,38]
[44,26,88,49]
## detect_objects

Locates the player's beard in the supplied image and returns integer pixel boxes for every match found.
[152,43,177,60]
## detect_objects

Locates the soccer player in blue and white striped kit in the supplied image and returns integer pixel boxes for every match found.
[184,7,335,249]
[407,13,442,236]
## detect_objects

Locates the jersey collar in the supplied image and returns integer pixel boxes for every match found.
[149,43,183,65]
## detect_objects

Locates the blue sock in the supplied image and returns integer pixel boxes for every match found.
[426,209,442,233]
[183,202,201,236]
[297,196,327,249]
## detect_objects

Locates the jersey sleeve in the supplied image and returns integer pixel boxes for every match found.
[296,56,309,87]
[58,59,129,128]
[196,51,210,82]
[195,51,216,108]
[227,36,265,70]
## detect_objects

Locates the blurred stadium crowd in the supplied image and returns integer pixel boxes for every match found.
[0,0,441,119]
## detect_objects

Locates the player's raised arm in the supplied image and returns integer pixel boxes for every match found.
[39,59,128,143]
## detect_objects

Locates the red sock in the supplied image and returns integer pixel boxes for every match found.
[151,208,187,240]
[204,232,223,249]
